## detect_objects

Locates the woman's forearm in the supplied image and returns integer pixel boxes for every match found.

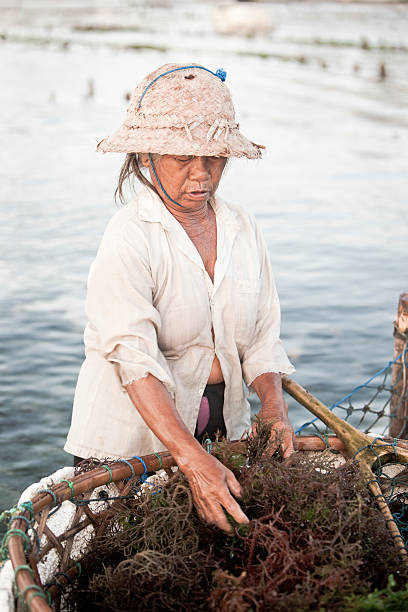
[125,373,204,468]
[125,373,249,532]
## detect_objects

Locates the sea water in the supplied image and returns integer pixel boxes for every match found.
[0,0,407,511]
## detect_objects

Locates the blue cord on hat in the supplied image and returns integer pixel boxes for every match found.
[138,65,227,109]
[143,66,227,208]
[148,153,185,208]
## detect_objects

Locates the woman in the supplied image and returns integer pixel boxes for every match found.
[64,63,295,533]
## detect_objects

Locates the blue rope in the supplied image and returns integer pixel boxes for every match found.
[137,65,226,109]
[204,438,213,454]
[118,459,136,480]
[148,153,184,209]
[55,571,73,586]
[132,455,148,483]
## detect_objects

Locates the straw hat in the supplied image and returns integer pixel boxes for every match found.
[97,63,264,159]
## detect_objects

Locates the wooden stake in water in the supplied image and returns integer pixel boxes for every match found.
[389,292,408,439]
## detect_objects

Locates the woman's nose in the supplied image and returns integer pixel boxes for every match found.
[189,157,210,180]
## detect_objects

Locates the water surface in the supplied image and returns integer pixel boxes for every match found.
[0,0,407,510]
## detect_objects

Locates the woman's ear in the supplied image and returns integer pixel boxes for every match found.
[139,153,150,168]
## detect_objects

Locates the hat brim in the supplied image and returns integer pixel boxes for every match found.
[96,125,264,159]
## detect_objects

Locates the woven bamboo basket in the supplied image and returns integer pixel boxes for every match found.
[2,376,408,610]
[0,436,356,612]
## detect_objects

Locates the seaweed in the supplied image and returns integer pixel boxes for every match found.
[64,432,408,611]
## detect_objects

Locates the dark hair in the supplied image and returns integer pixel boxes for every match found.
[115,153,158,205]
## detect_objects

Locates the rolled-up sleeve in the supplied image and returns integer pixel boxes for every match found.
[84,223,176,395]
[241,224,295,387]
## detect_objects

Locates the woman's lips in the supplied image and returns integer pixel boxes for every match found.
[187,190,210,200]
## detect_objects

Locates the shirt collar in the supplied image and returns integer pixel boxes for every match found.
[136,185,172,230]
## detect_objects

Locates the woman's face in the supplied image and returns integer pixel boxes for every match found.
[140,154,227,210]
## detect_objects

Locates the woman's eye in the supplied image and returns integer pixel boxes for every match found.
[176,156,192,163]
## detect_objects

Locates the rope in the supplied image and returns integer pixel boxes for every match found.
[18,501,34,521]
[204,438,213,454]
[72,493,136,506]
[14,564,34,581]
[37,488,58,507]
[1,529,30,551]
[118,459,136,479]
[55,571,73,586]
[295,348,407,435]
[141,65,226,209]
[10,515,31,529]
[21,584,50,606]
[0,505,34,560]
[60,479,75,500]
[294,346,408,547]
[132,455,148,482]
[137,65,226,109]
[148,153,184,209]
[101,464,113,484]
[153,452,163,469]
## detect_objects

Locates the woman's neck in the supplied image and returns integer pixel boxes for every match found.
[165,200,214,237]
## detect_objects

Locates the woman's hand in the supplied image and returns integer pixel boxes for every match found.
[252,399,295,458]
[178,449,249,532]
[126,374,249,533]
[250,372,295,459]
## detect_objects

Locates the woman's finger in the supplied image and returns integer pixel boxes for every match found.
[225,469,243,498]
[218,491,249,526]
[200,491,248,532]
[268,418,295,458]
[186,469,249,531]
[190,487,231,531]
[282,429,295,458]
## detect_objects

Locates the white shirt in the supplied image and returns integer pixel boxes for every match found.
[64,186,294,459]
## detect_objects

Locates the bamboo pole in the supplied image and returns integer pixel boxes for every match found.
[282,375,408,563]
[389,293,408,439]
